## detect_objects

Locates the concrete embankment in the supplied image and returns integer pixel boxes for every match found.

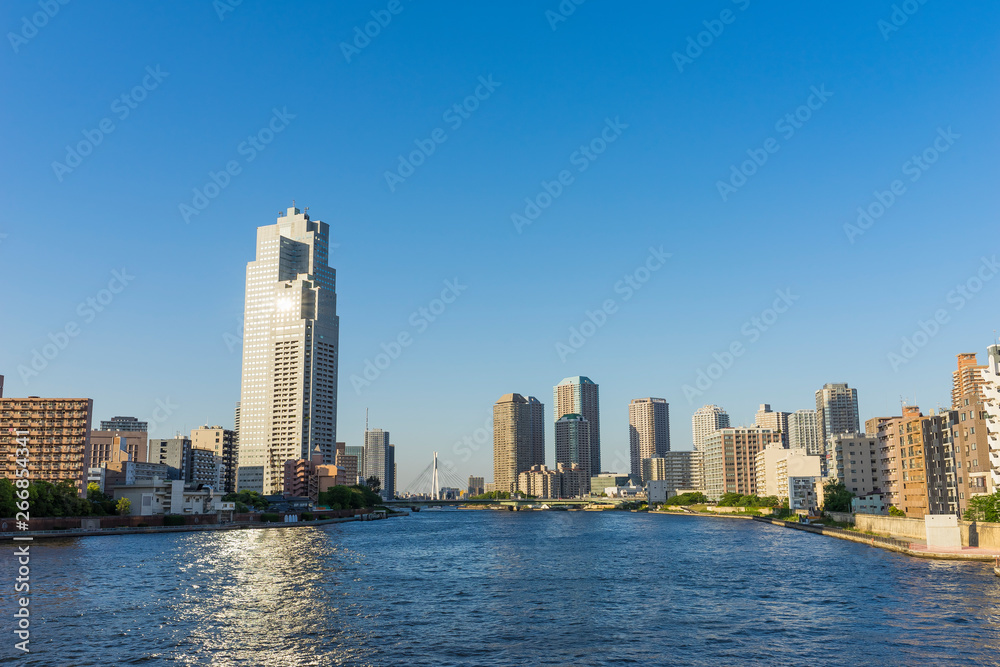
[0,514,389,541]
[753,517,998,562]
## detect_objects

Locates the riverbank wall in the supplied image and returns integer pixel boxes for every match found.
[852,514,1000,549]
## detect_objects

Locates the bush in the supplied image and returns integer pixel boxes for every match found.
[163,515,186,526]
[300,512,314,521]
[136,523,149,527]
[260,513,281,523]
[888,505,906,517]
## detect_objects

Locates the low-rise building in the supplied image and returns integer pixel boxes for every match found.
[148,437,191,481]
[187,447,223,489]
[754,444,821,500]
[87,429,148,468]
[105,460,173,490]
[590,473,630,496]
[113,477,230,516]
[852,492,888,515]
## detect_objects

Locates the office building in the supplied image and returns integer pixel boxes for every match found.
[555,413,591,489]
[554,377,601,476]
[692,404,730,453]
[191,425,238,494]
[334,442,358,486]
[345,444,365,484]
[827,433,881,498]
[754,404,790,447]
[99,416,148,432]
[702,427,781,500]
[590,473,630,496]
[237,206,340,494]
[493,393,546,494]
[104,460,172,490]
[0,397,93,492]
[787,409,821,456]
[815,383,860,444]
[629,398,670,481]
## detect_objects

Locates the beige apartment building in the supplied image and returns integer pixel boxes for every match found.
[0,396,94,492]
[87,429,147,468]
[827,433,881,498]
[629,397,669,482]
[754,404,790,447]
[755,445,821,498]
[494,393,545,494]
[691,404,729,453]
[191,425,238,494]
[517,463,588,498]
[642,451,703,493]
[702,427,781,500]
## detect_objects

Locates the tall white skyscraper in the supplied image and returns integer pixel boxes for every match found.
[237,206,340,494]
[692,404,729,453]
[787,409,821,456]
[629,398,670,481]
[554,377,600,476]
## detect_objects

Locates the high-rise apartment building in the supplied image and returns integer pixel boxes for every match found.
[554,377,600,476]
[555,414,591,489]
[363,429,394,499]
[815,383,860,445]
[237,206,340,494]
[629,398,670,481]
[468,476,485,496]
[702,427,781,500]
[877,406,960,518]
[99,416,148,433]
[187,447,223,488]
[494,393,546,494]
[191,426,239,494]
[0,397,94,492]
[642,451,703,492]
[787,409,821,456]
[148,437,191,481]
[754,404,790,447]
[691,405,730,453]
[953,353,985,409]
[980,344,1000,492]
[526,395,546,468]
[517,463,588,499]
[345,444,365,484]
[334,442,358,487]
[826,433,881,498]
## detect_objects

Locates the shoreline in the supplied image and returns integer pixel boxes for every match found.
[0,514,391,541]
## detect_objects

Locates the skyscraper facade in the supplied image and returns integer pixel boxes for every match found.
[555,413,591,487]
[691,404,730,453]
[953,352,985,409]
[237,206,340,494]
[787,409,821,456]
[554,377,600,476]
[815,383,860,445]
[363,429,394,498]
[494,393,545,494]
[629,397,670,482]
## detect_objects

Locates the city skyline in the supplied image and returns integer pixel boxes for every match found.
[3,3,998,489]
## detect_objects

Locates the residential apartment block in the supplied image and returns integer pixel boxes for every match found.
[0,397,93,492]
[629,397,670,482]
[702,427,781,500]
[493,393,545,494]
[554,377,600,475]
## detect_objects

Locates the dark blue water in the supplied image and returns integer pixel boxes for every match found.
[11,511,1000,665]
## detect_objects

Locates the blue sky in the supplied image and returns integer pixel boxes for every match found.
[2,1,998,489]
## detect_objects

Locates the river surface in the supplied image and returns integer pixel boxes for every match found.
[10,511,1000,665]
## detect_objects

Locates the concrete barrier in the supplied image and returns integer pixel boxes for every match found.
[855,514,926,541]
[825,511,855,524]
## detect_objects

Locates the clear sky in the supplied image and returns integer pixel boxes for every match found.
[2,1,998,490]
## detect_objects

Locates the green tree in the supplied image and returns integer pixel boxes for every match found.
[717,492,742,507]
[87,482,102,500]
[962,491,1000,522]
[222,490,268,512]
[116,497,132,516]
[365,476,382,494]
[0,479,17,517]
[888,505,906,517]
[663,491,707,506]
[822,480,855,513]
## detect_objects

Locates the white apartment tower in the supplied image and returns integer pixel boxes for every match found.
[787,409,821,456]
[554,377,601,476]
[629,397,670,481]
[980,344,1000,491]
[237,206,340,494]
[692,404,730,453]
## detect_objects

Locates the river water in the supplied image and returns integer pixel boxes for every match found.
[12,511,1000,665]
